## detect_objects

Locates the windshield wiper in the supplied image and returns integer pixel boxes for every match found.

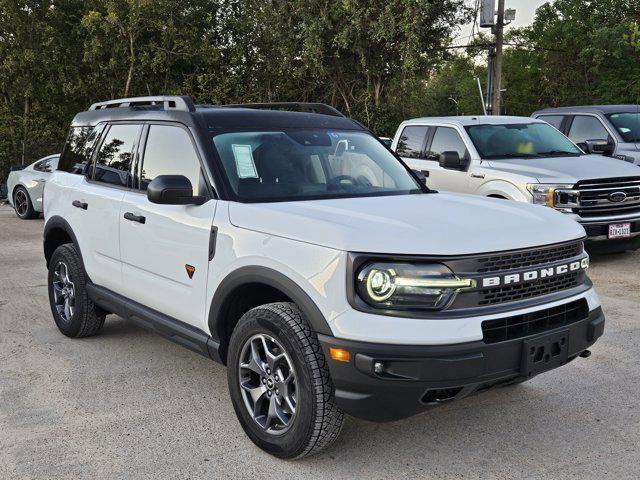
[536,150,580,156]
[483,153,540,159]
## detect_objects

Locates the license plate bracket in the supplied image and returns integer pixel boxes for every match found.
[608,222,631,239]
[521,330,569,377]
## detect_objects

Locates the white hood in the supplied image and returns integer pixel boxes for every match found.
[229,193,585,255]
[487,154,640,184]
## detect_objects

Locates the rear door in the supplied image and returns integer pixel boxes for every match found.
[71,123,142,293]
[394,124,431,181]
[119,123,216,330]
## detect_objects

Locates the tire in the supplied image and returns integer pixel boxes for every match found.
[227,302,344,459]
[13,186,38,219]
[47,244,105,338]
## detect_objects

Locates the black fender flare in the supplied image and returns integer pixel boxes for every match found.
[208,265,333,343]
[43,216,83,267]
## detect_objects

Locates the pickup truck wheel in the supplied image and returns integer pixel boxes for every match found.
[13,186,38,219]
[48,244,105,338]
[227,302,344,459]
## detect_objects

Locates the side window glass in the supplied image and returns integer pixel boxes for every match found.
[94,124,139,187]
[140,125,205,195]
[568,116,610,145]
[396,126,428,159]
[33,160,45,172]
[58,127,102,174]
[428,127,468,161]
[538,115,564,130]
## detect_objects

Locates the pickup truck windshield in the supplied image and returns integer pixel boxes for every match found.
[212,129,423,202]
[606,112,640,142]
[465,123,582,160]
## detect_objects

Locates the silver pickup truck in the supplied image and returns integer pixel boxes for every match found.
[392,115,640,252]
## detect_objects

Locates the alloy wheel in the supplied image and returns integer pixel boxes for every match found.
[238,333,297,435]
[52,261,75,323]
[14,190,28,217]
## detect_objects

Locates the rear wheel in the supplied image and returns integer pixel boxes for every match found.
[13,186,38,219]
[227,302,344,459]
[48,244,105,337]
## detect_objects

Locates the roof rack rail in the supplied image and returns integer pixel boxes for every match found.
[223,102,345,117]
[88,95,196,112]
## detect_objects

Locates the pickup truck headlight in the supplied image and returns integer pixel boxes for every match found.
[526,183,575,208]
[355,262,475,310]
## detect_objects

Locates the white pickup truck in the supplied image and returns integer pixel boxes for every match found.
[392,115,640,252]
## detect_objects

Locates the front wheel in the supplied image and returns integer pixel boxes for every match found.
[48,244,105,337]
[227,303,344,459]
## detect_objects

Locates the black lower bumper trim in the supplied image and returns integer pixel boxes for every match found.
[319,307,604,422]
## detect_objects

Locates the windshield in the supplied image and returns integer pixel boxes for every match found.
[606,112,640,142]
[465,122,582,159]
[212,129,423,202]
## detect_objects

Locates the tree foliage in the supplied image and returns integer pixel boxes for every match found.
[0,0,471,181]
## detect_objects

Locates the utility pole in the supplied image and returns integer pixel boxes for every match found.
[491,0,506,115]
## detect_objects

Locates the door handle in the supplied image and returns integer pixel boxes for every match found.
[72,200,88,210]
[124,212,146,224]
[470,173,485,179]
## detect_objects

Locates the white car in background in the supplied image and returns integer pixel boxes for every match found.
[7,154,60,219]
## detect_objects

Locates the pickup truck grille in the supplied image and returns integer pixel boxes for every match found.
[481,299,589,343]
[572,177,640,218]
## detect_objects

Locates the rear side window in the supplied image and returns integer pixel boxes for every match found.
[427,127,469,160]
[138,125,206,195]
[58,127,101,174]
[396,126,428,159]
[94,124,140,187]
[538,115,564,130]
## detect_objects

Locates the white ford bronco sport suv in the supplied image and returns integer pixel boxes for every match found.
[44,97,604,459]
[392,115,640,253]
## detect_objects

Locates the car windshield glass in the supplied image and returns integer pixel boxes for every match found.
[606,112,640,142]
[465,122,582,159]
[212,129,423,202]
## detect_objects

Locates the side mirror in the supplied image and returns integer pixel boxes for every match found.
[584,139,614,155]
[414,170,427,184]
[147,175,206,205]
[439,151,469,171]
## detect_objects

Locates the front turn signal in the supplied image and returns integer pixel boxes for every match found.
[329,347,351,363]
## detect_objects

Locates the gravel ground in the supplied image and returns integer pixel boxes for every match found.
[1,202,639,480]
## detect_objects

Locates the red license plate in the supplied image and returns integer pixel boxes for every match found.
[608,223,631,239]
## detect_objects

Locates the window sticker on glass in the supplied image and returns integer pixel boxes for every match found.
[232,144,259,179]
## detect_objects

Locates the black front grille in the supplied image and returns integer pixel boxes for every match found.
[482,299,589,343]
[476,241,582,273]
[478,272,582,306]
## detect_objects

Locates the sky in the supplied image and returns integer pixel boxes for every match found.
[454,0,553,46]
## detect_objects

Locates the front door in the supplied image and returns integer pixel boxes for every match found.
[422,126,471,193]
[119,123,217,331]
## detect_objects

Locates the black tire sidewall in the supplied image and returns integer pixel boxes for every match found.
[47,245,89,337]
[227,308,317,458]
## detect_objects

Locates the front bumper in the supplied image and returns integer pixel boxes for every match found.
[578,217,640,250]
[319,307,604,422]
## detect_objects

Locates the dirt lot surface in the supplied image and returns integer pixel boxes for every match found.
[1,203,639,479]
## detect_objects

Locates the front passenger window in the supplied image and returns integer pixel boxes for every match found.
[94,124,140,187]
[428,127,469,161]
[139,125,206,195]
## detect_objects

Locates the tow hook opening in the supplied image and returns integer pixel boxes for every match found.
[421,387,463,404]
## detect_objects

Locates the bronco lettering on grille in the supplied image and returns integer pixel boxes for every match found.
[480,258,589,288]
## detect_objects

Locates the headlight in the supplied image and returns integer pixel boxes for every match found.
[355,262,475,310]
[526,183,575,208]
